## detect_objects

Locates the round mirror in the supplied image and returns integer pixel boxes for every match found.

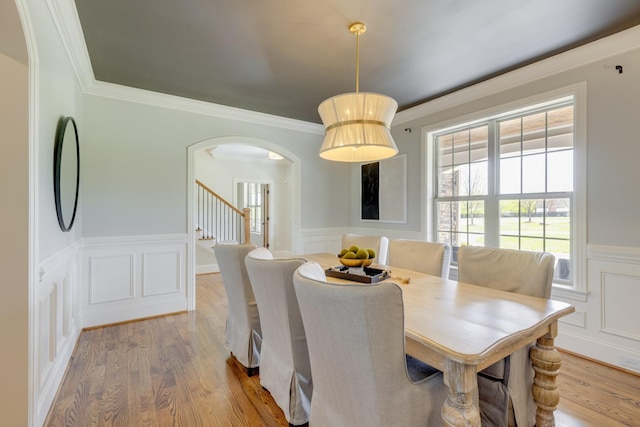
[53,116,80,232]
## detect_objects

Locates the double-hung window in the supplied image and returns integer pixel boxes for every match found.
[429,88,584,290]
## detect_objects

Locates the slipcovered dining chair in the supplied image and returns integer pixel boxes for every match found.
[458,246,555,427]
[341,233,389,265]
[213,242,261,376]
[387,239,452,279]
[293,262,448,427]
[244,248,312,427]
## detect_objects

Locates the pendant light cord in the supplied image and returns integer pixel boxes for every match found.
[355,29,360,93]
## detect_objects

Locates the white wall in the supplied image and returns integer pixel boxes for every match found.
[81,95,351,238]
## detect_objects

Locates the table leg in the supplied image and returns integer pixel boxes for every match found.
[530,322,561,427]
[441,360,481,427]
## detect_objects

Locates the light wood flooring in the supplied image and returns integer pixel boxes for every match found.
[45,273,640,426]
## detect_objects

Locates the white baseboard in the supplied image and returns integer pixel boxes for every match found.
[196,263,219,274]
[81,297,188,328]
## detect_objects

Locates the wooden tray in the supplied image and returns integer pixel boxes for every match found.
[325,265,389,284]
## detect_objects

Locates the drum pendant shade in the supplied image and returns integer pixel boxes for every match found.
[318,23,398,162]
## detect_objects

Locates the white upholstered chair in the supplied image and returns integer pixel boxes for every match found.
[341,233,389,265]
[458,246,555,427]
[293,262,448,427]
[244,248,312,427]
[387,239,452,278]
[213,242,261,376]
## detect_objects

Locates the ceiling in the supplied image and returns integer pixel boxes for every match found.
[74,0,640,124]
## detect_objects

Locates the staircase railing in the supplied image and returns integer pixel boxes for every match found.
[196,179,250,244]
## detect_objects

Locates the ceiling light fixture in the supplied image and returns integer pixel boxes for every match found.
[318,22,398,162]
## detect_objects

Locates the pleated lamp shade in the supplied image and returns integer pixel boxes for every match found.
[318,92,398,162]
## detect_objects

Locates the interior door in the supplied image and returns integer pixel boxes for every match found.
[261,184,270,248]
[237,181,269,248]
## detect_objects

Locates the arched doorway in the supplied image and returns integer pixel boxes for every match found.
[186,136,302,310]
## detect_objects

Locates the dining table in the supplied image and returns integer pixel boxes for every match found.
[302,252,575,427]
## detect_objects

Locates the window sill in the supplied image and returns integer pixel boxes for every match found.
[551,284,588,302]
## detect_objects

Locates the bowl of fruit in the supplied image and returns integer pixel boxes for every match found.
[337,246,376,268]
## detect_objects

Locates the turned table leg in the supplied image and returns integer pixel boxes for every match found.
[441,360,481,427]
[530,322,561,427]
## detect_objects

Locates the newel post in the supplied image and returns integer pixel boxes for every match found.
[243,208,251,244]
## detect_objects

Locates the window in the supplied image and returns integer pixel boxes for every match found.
[244,182,262,233]
[429,90,584,289]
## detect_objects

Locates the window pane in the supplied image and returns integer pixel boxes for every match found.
[522,153,545,193]
[452,232,467,248]
[469,125,488,163]
[500,157,521,194]
[468,161,488,196]
[522,112,546,155]
[457,201,468,234]
[547,106,574,152]
[500,235,519,249]
[499,200,519,236]
[548,132,572,151]
[499,117,521,159]
[464,201,485,236]
[468,233,485,246]
[453,130,470,165]
[438,166,455,197]
[547,150,573,192]
[545,199,570,240]
[436,201,453,235]
[452,165,467,196]
[437,134,453,167]
[519,199,542,233]
[521,237,544,252]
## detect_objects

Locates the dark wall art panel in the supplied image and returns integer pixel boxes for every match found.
[361,162,379,220]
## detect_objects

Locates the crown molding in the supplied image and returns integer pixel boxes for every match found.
[47,0,324,135]
[46,0,94,91]
[393,24,640,126]
[84,80,324,134]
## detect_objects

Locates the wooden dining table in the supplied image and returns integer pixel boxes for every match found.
[302,253,575,427]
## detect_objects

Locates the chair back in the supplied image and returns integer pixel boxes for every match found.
[458,246,555,298]
[458,246,555,427]
[245,248,311,425]
[293,262,445,426]
[387,239,452,278]
[341,233,389,265]
[213,243,261,369]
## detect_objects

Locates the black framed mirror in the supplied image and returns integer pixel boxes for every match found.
[53,116,80,232]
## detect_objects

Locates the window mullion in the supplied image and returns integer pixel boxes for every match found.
[484,120,499,247]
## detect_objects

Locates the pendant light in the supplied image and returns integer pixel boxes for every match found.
[318,22,398,162]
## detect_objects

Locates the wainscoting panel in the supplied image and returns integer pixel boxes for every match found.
[89,254,135,303]
[142,250,182,296]
[555,244,640,373]
[601,271,640,341]
[82,234,188,328]
[36,242,82,426]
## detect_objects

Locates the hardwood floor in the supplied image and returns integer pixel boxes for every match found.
[45,273,640,426]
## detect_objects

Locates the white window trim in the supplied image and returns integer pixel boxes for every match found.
[422,82,587,297]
